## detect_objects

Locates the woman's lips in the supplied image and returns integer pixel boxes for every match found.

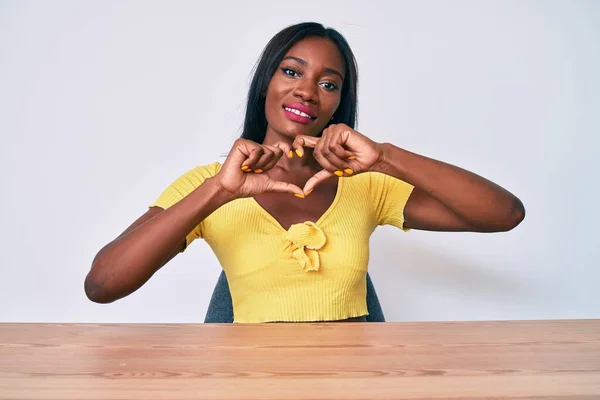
[282,104,317,125]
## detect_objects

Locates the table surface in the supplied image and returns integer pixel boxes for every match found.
[1,319,599,399]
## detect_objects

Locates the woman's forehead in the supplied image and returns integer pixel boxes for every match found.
[283,37,345,72]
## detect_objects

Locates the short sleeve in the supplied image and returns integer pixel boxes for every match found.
[149,162,222,247]
[369,171,415,231]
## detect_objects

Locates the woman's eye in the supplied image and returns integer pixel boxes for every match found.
[320,82,339,91]
[281,68,300,77]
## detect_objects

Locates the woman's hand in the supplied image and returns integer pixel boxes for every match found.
[215,139,303,199]
[293,123,383,193]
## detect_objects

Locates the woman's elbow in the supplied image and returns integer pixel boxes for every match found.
[476,197,525,233]
[84,273,114,304]
[512,197,526,226]
[498,197,525,232]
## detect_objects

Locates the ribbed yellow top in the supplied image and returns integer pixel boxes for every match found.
[150,162,414,323]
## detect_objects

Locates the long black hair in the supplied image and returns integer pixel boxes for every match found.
[241,22,359,144]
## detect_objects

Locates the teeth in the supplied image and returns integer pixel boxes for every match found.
[285,107,313,119]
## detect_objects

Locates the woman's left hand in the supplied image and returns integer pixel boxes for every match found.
[292,123,383,194]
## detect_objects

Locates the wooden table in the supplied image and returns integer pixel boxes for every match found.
[1,320,599,399]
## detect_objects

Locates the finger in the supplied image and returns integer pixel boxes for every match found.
[332,145,356,175]
[324,126,357,160]
[226,140,252,172]
[271,141,294,159]
[261,145,284,170]
[252,148,275,173]
[303,169,334,194]
[321,134,352,175]
[243,146,265,172]
[266,179,304,197]
[313,138,341,176]
[292,135,319,157]
[329,142,355,161]
[321,124,335,137]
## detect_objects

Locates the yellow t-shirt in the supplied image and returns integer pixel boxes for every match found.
[150,162,414,323]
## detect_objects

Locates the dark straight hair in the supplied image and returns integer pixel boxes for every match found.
[241,22,359,144]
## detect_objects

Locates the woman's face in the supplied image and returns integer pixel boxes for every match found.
[264,36,345,140]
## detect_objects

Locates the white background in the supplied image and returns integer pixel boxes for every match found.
[1,0,598,323]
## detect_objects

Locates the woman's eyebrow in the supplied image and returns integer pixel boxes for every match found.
[282,56,344,80]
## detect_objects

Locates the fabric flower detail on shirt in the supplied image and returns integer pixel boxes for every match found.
[283,221,327,272]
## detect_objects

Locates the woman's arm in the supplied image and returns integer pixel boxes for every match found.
[85,177,234,304]
[85,138,304,304]
[295,124,524,233]
[372,143,525,232]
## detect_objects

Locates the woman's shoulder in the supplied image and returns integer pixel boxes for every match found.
[344,170,414,198]
[150,161,223,209]
[186,161,222,179]
[158,161,222,193]
[349,170,412,186]
[344,170,390,187]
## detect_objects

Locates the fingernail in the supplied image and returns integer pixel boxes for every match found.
[334,170,343,177]
[295,149,303,157]
[294,193,305,198]
[347,155,356,160]
[254,169,263,173]
[288,150,293,158]
[241,165,250,171]
[344,168,354,175]
[305,189,313,196]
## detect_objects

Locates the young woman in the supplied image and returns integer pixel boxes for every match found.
[85,22,525,323]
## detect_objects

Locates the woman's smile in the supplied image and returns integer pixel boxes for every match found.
[283,103,317,124]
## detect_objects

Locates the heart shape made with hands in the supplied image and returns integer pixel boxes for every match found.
[289,133,361,195]
[234,124,378,197]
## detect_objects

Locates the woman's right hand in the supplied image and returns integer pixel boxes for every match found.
[215,139,303,198]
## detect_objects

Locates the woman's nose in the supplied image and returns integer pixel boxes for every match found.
[293,80,318,103]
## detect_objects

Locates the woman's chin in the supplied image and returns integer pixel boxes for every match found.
[266,120,324,139]
[281,124,322,138]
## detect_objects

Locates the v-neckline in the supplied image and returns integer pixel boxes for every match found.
[249,177,344,232]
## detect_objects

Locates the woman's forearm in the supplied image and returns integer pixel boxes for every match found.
[372,142,525,231]
[85,177,234,303]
